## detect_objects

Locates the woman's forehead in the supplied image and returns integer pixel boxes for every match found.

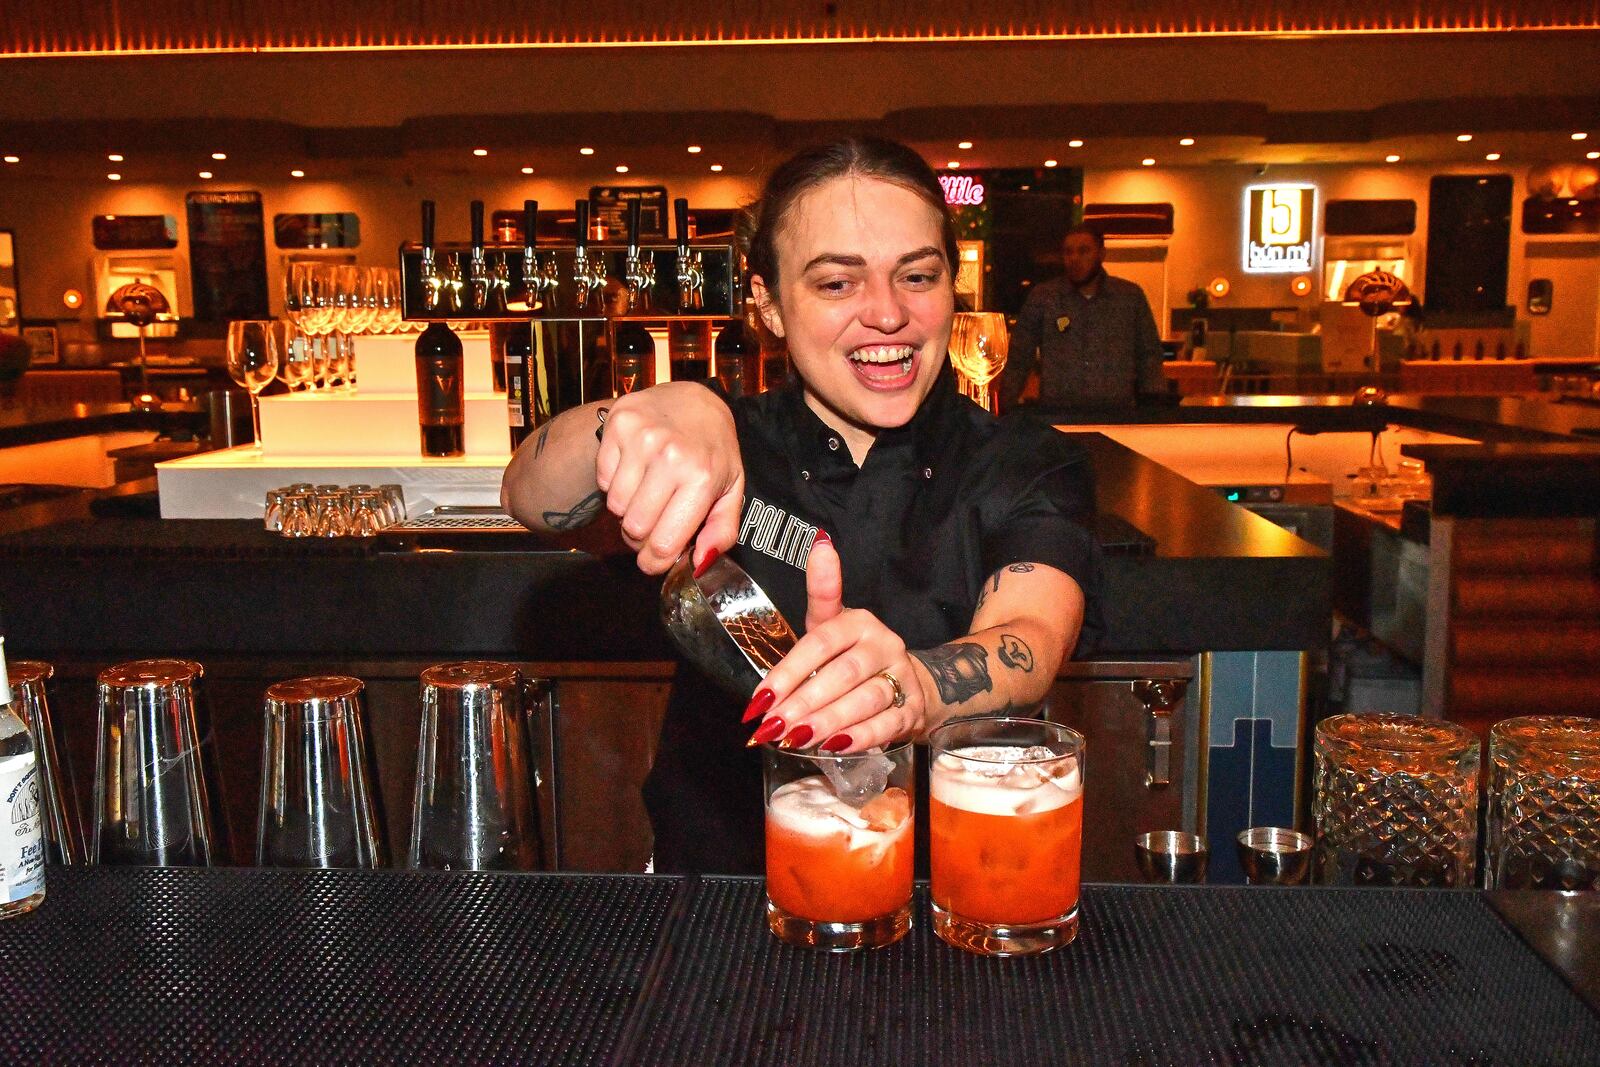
[779,176,943,265]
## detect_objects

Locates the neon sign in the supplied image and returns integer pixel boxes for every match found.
[1243,184,1316,274]
[940,175,985,207]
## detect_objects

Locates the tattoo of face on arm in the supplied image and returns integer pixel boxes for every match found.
[542,490,604,530]
[997,634,1035,673]
[911,643,993,705]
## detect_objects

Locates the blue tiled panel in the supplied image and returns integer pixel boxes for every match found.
[1204,651,1305,885]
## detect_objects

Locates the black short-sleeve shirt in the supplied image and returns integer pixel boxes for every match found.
[642,364,1102,874]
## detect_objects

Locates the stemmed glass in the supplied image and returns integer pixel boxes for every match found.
[948,312,1010,413]
[279,322,316,392]
[226,319,280,447]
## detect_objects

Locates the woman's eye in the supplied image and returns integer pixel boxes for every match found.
[902,269,942,287]
[816,278,853,295]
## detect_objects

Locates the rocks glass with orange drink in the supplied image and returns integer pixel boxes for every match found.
[929,717,1084,956]
[763,741,914,951]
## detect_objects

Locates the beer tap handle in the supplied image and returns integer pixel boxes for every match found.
[575,200,590,254]
[470,200,485,252]
[674,198,691,255]
[627,199,643,256]
[523,200,539,251]
[422,199,436,251]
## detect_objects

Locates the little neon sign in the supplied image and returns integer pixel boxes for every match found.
[940,174,985,207]
[1243,184,1316,274]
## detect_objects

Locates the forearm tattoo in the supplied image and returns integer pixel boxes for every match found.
[542,490,603,530]
[911,643,993,705]
[533,425,550,458]
[997,634,1035,673]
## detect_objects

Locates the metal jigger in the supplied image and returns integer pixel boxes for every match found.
[8,661,83,864]
[1236,827,1314,885]
[1134,830,1209,884]
[408,661,541,871]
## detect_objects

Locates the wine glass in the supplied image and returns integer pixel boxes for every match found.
[226,319,280,447]
[948,312,1009,413]
[280,322,315,392]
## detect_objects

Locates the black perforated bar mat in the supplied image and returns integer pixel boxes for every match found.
[626,879,1600,1066]
[0,867,679,1064]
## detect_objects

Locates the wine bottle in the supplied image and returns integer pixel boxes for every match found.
[669,321,711,383]
[0,629,45,919]
[502,322,536,449]
[612,322,655,396]
[415,320,466,457]
[714,318,759,397]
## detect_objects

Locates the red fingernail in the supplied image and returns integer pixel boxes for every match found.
[742,688,775,723]
[747,717,786,747]
[819,733,852,753]
[693,548,720,579]
[813,529,831,548]
[779,724,814,750]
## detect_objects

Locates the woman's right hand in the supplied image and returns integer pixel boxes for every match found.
[595,381,744,575]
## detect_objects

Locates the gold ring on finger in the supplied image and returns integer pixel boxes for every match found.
[879,669,906,710]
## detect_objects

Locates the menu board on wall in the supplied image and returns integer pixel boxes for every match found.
[588,186,668,241]
[92,214,180,250]
[185,191,270,321]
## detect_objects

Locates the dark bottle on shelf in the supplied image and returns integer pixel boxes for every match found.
[415,320,466,456]
[714,318,760,397]
[612,322,655,396]
[668,321,711,382]
[501,322,536,449]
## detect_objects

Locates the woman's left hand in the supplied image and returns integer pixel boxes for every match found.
[744,533,929,754]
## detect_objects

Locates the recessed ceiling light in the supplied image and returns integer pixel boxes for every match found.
[108,153,124,162]
[579,147,595,155]
[1044,159,1059,168]
[615,164,629,173]
[472,148,488,157]
[710,164,724,172]
[211,151,228,160]
[520,166,534,174]
[947,161,960,169]
[290,169,306,178]
[1456,134,1473,142]
[1385,154,1401,163]
[106,173,121,181]
[1484,152,1501,161]
[687,145,702,154]
[1574,132,1590,141]
[198,170,213,179]
[1179,137,1195,146]
[1142,158,1156,166]
[958,141,973,150]
[3,156,18,164]
[1589,151,1600,160]
[1068,139,1084,148]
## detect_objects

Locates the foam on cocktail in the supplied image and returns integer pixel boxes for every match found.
[931,745,1082,817]
[769,776,911,857]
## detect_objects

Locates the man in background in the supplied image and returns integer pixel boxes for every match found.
[998,223,1166,411]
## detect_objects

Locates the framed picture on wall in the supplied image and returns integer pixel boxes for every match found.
[22,325,59,365]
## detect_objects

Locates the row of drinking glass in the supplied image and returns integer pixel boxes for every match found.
[1313,712,1600,890]
[284,263,412,337]
[11,658,542,871]
[264,483,407,538]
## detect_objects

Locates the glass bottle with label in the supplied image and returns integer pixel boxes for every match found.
[414,320,466,457]
[0,634,45,917]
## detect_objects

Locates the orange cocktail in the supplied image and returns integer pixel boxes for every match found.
[929,717,1084,956]
[763,742,914,951]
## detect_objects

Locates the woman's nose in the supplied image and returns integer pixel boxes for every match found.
[859,275,909,333]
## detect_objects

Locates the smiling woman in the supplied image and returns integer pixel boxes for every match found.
[500,136,1102,875]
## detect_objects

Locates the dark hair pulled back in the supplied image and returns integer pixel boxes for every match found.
[743,137,960,292]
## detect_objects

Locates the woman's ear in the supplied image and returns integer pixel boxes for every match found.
[750,274,785,339]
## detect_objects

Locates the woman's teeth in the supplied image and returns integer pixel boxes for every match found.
[848,345,915,377]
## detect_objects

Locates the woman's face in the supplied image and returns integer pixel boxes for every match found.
[754,175,955,443]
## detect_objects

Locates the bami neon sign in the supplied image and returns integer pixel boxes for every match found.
[1243,184,1316,274]
[940,174,985,206]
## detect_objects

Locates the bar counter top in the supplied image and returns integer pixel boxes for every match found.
[3,867,1594,1065]
[0,432,1327,656]
[0,399,208,448]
